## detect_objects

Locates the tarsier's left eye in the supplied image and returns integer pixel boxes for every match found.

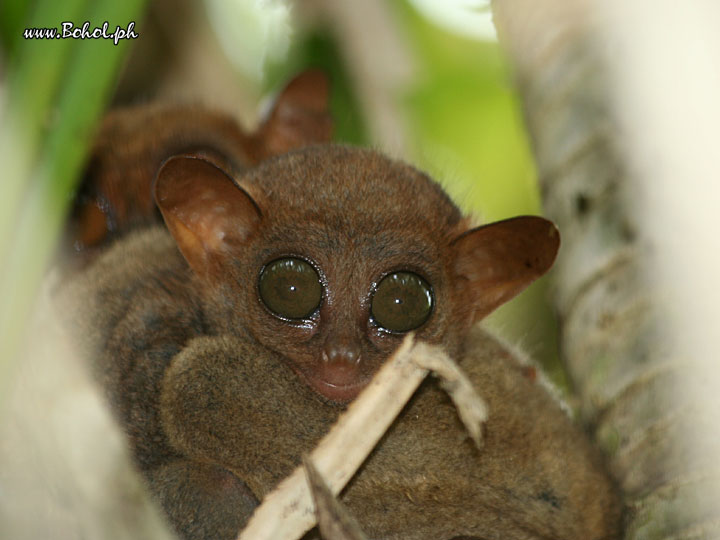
[259,257,322,319]
[371,272,433,333]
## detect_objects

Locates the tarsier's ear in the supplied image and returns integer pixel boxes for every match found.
[257,69,333,157]
[451,216,560,322]
[154,156,262,280]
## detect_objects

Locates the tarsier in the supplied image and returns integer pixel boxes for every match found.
[62,72,622,539]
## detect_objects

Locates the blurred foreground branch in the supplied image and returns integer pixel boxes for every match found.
[0,278,174,540]
[492,0,720,537]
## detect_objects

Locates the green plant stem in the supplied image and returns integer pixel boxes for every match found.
[0,0,146,406]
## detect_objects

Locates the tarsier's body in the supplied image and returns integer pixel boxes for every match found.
[63,74,621,539]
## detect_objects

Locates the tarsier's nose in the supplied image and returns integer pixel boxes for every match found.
[305,336,367,402]
[322,338,362,366]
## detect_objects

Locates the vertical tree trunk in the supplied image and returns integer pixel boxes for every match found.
[492,1,720,537]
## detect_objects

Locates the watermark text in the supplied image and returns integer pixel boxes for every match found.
[23,21,138,46]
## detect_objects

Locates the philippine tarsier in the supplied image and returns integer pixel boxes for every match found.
[61,72,622,539]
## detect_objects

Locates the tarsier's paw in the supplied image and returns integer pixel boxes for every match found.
[159,336,338,483]
[147,459,258,540]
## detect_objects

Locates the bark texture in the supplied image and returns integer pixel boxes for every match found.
[492,1,720,537]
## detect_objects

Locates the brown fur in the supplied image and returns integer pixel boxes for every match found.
[150,147,560,404]
[162,329,620,540]
[62,145,621,539]
[61,72,620,539]
[66,70,332,255]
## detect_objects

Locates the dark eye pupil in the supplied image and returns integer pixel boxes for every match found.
[371,272,433,333]
[259,257,322,319]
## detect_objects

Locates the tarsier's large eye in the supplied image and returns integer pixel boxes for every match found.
[259,257,322,319]
[371,272,433,332]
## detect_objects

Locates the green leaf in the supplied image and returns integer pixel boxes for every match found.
[0,0,146,403]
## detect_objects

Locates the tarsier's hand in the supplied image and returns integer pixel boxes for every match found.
[160,336,340,495]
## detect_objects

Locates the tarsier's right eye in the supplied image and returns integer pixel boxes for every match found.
[259,257,322,319]
[371,272,434,333]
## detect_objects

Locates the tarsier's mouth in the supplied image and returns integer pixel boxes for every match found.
[292,363,371,403]
[306,376,369,403]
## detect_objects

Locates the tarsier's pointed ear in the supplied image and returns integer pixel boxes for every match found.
[257,69,333,157]
[451,216,560,322]
[154,156,262,280]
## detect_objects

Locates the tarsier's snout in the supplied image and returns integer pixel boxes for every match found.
[302,341,370,403]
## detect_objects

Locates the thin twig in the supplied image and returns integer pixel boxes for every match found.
[413,349,488,449]
[238,336,488,540]
[237,335,423,540]
[303,455,368,540]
